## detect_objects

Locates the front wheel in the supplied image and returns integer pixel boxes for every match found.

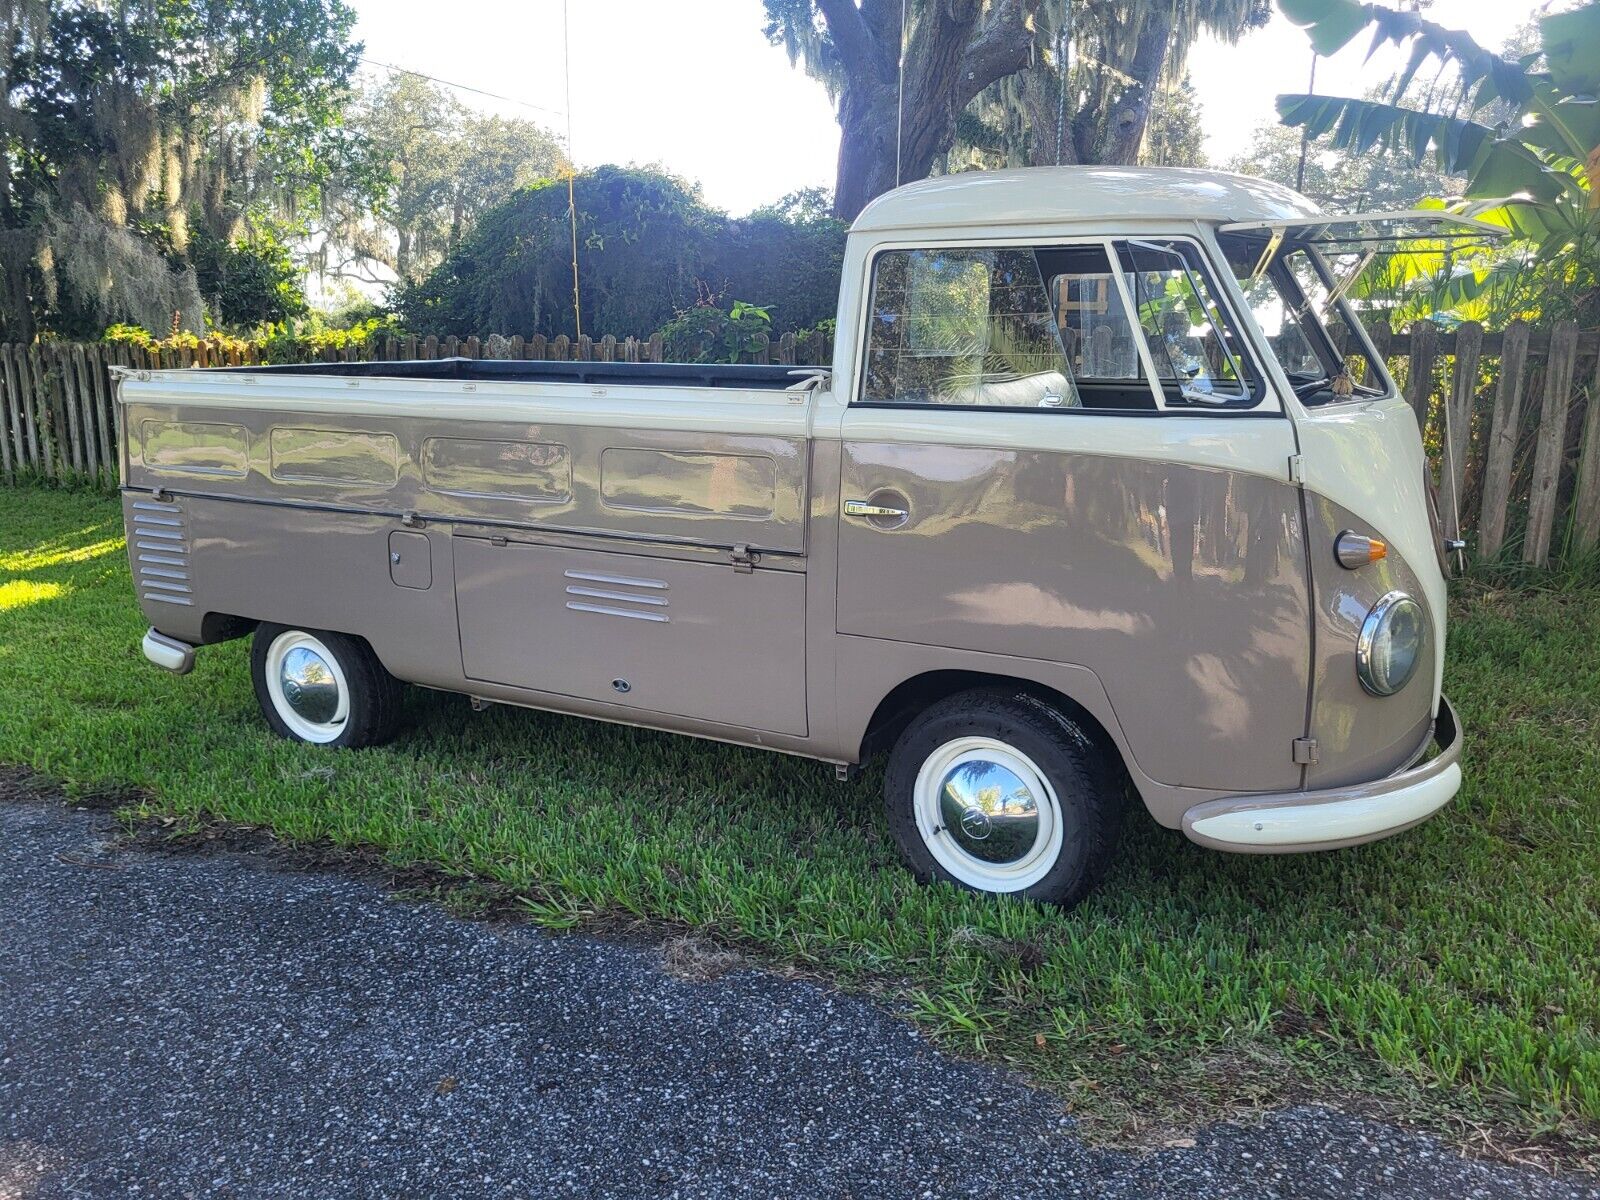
[884,689,1123,907]
[250,624,404,748]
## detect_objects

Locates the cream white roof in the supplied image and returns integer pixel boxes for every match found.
[851,166,1323,233]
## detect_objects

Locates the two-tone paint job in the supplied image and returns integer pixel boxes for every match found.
[117,167,1465,853]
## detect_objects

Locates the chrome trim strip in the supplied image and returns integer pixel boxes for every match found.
[139,566,190,580]
[132,501,183,513]
[564,585,669,606]
[561,569,669,590]
[136,540,188,553]
[137,553,188,567]
[565,601,670,622]
[143,592,194,606]
[141,579,193,594]
[131,526,185,541]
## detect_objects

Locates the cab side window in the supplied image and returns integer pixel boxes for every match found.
[1114,239,1260,408]
[862,247,1080,410]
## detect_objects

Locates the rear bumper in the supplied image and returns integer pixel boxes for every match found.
[1181,696,1462,853]
[141,628,196,675]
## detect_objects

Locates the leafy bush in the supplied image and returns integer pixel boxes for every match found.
[656,300,774,363]
[397,166,846,339]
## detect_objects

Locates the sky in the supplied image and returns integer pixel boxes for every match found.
[348,0,1546,217]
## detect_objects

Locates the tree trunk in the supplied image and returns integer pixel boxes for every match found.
[833,80,900,223]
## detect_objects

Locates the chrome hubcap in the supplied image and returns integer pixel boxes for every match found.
[937,758,1042,866]
[913,736,1063,893]
[264,631,350,743]
[278,646,341,724]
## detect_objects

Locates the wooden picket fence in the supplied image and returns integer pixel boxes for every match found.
[1,320,1597,567]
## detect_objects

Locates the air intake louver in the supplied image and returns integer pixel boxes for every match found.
[131,500,193,607]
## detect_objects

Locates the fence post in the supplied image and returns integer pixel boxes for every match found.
[647,332,663,363]
[1477,322,1529,559]
[1405,321,1437,432]
[1365,316,1392,388]
[1524,321,1580,566]
[1572,349,1600,554]
[1440,321,1482,544]
[0,345,15,479]
[89,345,113,477]
[68,344,94,475]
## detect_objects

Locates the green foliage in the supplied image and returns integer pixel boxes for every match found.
[1227,120,1460,209]
[1,0,365,340]
[315,72,569,288]
[101,324,254,358]
[189,224,309,328]
[1276,0,1599,327]
[255,316,404,363]
[657,300,774,364]
[397,166,847,338]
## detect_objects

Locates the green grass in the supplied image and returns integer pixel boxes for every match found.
[3,484,1599,1157]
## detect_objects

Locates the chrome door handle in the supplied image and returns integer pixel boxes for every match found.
[844,499,909,519]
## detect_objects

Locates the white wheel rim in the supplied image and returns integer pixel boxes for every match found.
[264,631,351,744]
[913,736,1064,893]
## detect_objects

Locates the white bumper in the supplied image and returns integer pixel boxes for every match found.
[1182,696,1462,853]
[142,629,196,675]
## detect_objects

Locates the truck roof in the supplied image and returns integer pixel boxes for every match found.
[850,166,1322,234]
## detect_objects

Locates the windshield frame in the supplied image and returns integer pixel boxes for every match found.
[1216,232,1398,406]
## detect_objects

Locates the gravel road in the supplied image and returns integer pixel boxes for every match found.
[1,791,1593,1200]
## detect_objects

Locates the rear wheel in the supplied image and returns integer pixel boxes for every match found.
[250,624,404,748]
[884,689,1123,907]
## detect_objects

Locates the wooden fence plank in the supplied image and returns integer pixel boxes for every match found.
[69,344,95,474]
[1523,321,1579,566]
[89,345,114,476]
[1477,322,1530,559]
[1440,321,1481,544]
[0,344,13,478]
[16,346,41,471]
[55,345,84,473]
[1571,350,1600,554]
[1404,321,1437,431]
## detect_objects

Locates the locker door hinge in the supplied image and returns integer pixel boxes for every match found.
[1291,736,1320,765]
[730,544,759,573]
[1288,453,1306,485]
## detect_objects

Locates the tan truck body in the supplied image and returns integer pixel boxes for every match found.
[119,168,1474,892]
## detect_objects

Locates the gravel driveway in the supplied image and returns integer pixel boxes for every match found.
[1,790,1593,1200]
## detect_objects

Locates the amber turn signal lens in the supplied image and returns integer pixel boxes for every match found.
[1335,531,1387,569]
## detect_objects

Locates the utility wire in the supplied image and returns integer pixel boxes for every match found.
[358,57,566,118]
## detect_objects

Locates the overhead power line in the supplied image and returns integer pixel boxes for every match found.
[357,57,566,119]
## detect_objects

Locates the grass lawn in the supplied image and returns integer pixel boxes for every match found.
[2,484,1598,1160]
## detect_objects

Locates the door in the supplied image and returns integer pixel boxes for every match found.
[835,239,1310,793]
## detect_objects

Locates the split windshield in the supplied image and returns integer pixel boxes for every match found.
[1217,235,1386,404]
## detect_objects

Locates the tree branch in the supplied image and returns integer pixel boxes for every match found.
[953,0,1036,114]
[815,0,884,79]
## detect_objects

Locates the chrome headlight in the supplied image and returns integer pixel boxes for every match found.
[1357,591,1426,696]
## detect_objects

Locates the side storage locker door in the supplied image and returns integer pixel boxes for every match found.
[455,539,807,736]
[449,415,814,739]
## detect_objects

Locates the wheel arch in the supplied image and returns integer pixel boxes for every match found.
[856,668,1128,784]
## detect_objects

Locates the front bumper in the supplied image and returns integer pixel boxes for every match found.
[1181,696,1462,853]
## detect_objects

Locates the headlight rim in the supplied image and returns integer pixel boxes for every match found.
[1357,589,1427,697]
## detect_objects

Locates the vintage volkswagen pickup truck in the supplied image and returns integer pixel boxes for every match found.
[117,167,1489,906]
